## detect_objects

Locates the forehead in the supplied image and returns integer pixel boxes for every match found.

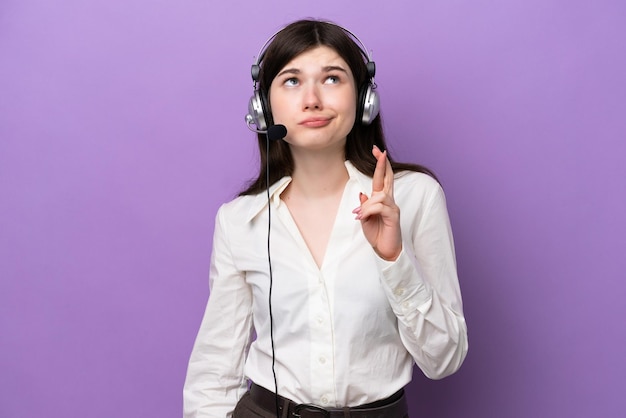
[279,45,351,72]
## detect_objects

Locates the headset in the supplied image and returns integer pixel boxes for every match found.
[245,22,380,133]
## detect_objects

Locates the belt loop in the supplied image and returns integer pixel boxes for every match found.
[343,407,351,418]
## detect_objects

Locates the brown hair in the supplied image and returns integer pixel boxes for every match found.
[240,19,436,196]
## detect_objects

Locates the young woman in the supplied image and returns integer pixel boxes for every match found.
[184,19,468,418]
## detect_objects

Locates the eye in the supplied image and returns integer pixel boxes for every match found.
[284,77,299,87]
[325,75,340,84]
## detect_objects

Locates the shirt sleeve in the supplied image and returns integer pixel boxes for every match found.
[377,182,468,379]
[183,206,254,417]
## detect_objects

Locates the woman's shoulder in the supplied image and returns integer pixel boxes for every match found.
[217,193,258,218]
[391,170,446,213]
[394,169,442,194]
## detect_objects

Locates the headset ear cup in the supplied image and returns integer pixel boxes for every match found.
[259,89,273,128]
[358,83,380,125]
[248,90,268,131]
[356,84,367,125]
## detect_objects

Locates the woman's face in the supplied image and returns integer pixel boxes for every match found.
[269,45,357,152]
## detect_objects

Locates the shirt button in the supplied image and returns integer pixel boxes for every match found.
[395,288,405,296]
[320,396,329,405]
[317,316,324,324]
[402,301,410,310]
[319,356,326,364]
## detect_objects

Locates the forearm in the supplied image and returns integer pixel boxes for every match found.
[378,247,468,378]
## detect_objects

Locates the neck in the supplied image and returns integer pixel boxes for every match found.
[287,148,349,198]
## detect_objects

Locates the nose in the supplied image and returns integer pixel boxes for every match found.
[302,83,322,110]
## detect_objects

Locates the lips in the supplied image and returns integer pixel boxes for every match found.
[299,117,332,128]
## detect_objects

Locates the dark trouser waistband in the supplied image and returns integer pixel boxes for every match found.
[249,383,408,418]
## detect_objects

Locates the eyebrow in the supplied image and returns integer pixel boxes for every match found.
[276,65,348,78]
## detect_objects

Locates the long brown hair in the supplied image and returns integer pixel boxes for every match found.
[239,20,436,196]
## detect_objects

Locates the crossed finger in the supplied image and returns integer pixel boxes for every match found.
[372,145,394,195]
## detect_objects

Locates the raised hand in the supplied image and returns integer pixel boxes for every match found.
[352,145,402,261]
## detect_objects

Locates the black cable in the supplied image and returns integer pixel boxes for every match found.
[266,136,280,418]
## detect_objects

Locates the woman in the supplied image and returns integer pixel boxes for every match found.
[184,19,468,418]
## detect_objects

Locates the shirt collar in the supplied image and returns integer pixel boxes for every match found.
[245,160,372,223]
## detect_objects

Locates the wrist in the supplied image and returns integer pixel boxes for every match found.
[375,244,402,262]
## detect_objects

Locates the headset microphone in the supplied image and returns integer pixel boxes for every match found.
[245,114,287,141]
[266,124,287,141]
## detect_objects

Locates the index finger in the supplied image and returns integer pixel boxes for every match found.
[372,145,386,192]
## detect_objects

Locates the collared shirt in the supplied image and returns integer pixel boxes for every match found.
[183,161,468,418]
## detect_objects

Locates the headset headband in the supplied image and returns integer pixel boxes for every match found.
[250,21,376,87]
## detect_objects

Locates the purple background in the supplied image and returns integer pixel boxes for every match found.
[1,1,625,417]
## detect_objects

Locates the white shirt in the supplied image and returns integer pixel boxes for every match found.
[183,161,468,418]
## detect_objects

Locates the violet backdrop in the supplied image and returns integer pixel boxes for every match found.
[1,0,625,417]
